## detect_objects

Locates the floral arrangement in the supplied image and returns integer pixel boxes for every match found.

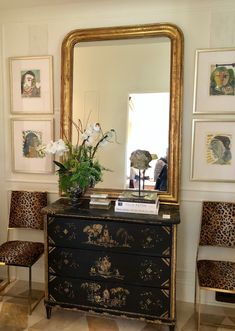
[39,120,116,200]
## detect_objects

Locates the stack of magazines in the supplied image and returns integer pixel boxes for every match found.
[114,192,159,215]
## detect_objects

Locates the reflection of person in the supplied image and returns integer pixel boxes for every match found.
[23,131,40,158]
[210,66,234,95]
[209,135,232,165]
[21,70,41,97]
[129,162,137,188]
[154,154,167,191]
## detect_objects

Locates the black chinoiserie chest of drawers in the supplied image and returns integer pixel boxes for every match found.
[43,198,180,331]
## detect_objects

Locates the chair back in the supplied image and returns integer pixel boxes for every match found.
[9,191,47,230]
[199,201,235,248]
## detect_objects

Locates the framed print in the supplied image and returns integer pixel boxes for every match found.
[9,55,53,114]
[191,119,235,182]
[12,119,54,173]
[193,48,235,114]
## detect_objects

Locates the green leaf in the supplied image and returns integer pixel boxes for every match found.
[54,160,66,170]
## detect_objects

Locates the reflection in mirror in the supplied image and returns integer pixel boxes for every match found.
[126,93,169,192]
[73,38,170,192]
[61,23,184,204]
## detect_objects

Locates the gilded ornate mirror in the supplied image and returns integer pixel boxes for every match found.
[61,23,184,204]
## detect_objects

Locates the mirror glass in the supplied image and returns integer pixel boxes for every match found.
[61,23,184,204]
[73,38,170,192]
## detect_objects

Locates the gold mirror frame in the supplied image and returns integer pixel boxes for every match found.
[61,23,184,204]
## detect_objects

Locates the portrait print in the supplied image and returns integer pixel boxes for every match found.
[191,120,235,182]
[206,133,232,165]
[9,56,53,113]
[21,69,41,98]
[22,130,42,158]
[12,119,53,173]
[210,65,235,96]
[193,49,235,114]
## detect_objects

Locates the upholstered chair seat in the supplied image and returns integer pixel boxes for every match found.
[197,260,235,291]
[0,240,44,267]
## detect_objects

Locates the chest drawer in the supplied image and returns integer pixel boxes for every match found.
[48,275,170,319]
[48,247,170,288]
[47,216,171,256]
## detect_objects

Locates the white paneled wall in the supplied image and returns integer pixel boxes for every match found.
[0,0,235,305]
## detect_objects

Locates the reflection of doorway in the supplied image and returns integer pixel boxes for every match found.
[126,92,169,189]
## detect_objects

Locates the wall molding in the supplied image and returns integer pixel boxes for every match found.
[180,187,235,202]
[5,178,57,184]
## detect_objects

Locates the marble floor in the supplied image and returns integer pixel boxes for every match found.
[0,281,234,331]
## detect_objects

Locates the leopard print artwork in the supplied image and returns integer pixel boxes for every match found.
[9,191,47,230]
[199,201,235,247]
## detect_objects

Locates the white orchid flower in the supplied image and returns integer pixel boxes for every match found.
[84,125,93,136]
[45,141,56,154]
[106,130,115,141]
[46,139,68,156]
[82,125,93,141]
[83,123,101,143]
[81,132,89,140]
[98,129,116,147]
[55,139,69,156]
[93,123,101,132]
[85,136,94,146]
[99,140,108,147]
